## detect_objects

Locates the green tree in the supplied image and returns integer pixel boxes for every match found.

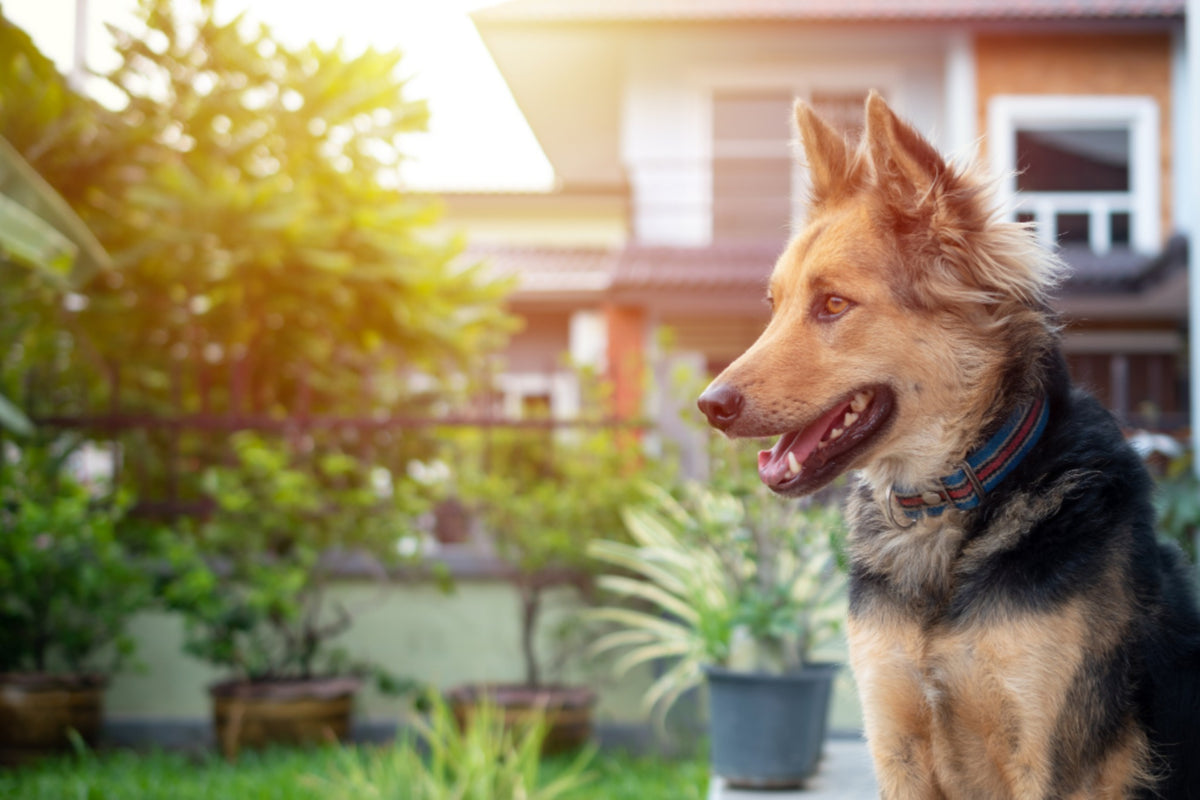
[85,0,511,413]
[0,15,119,431]
[3,0,513,420]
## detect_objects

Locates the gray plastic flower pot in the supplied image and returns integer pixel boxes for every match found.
[705,663,838,789]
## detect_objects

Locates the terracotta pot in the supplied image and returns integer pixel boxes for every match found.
[209,676,361,760]
[0,673,107,766]
[445,683,595,754]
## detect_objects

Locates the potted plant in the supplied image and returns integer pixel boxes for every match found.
[588,458,847,789]
[0,438,155,765]
[448,408,664,754]
[161,431,430,759]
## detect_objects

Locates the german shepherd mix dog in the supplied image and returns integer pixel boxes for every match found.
[697,92,1200,799]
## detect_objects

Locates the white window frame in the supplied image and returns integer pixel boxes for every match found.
[988,94,1160,255]
[496,372,579,421]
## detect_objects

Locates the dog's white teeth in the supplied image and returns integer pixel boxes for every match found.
[830,427,844,440]
[843,411,859,428]
[786,451,801,477]
[851,392,871,413]
[816,440,827,451]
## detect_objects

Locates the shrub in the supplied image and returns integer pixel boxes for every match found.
[0,439,154,675]
[162,432,430,681]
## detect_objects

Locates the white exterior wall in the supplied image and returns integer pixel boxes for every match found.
[1171,23,1192,235]
[619,26,954,246]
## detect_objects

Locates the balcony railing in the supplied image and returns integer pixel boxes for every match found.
[1013,191,1134,255]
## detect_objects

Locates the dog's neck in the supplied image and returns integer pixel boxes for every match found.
[885,396,1050,524]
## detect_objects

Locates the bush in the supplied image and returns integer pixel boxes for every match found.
[0,439,154,675]
[162,432,430,681]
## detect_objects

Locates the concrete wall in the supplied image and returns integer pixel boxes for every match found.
[104,574,863,745]
[620,24,949,247]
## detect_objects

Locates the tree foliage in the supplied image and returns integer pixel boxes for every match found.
[3,0,514,420]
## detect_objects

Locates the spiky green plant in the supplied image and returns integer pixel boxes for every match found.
[587,482,846,720]
[323,691,594,800]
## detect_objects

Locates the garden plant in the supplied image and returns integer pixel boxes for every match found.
[0,437,158,763]
[588,464,848,717]
[447,370,671,750]
[322,691,594,800]
[161,431,431,756]
[587,438,848,786]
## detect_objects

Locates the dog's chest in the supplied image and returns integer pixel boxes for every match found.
[844,500,1097,793]
[847,591,1091,796]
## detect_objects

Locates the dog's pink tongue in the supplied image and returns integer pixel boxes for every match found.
[758,402,846,487]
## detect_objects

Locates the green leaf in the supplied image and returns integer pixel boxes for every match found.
[0,135,110,284]
[0,393,33,436]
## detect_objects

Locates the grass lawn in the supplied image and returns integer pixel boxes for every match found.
[0,746,710,800]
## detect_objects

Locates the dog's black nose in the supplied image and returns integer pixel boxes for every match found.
[698,384,744,431]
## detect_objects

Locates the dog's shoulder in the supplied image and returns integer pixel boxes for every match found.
[954,386,1156,608]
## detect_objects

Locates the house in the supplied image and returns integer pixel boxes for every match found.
[456,0,1193,462]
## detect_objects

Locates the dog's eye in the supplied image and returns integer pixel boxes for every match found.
[820,295,852,319]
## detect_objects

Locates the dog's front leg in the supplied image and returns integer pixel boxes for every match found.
[849,616,947,800]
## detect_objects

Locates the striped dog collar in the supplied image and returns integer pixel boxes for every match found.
[890,395,1050,522]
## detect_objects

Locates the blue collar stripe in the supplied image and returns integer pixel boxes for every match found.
[895,396,1049,520]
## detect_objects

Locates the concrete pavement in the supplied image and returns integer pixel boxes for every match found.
[708,738,878,799]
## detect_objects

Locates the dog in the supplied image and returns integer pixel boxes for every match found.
[697,92,1200,799]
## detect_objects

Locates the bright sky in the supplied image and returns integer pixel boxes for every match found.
[4,0,555,191]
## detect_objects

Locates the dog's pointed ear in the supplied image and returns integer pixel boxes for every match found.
[795,99,863,208]
[865,91,951,219]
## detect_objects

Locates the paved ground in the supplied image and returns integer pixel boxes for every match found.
[708,738,878,799]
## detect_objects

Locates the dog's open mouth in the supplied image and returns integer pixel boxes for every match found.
[758,385,895,495]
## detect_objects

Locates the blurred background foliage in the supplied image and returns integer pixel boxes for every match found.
[0,0,515,423]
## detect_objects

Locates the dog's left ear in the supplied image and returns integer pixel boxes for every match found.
[864,91,964,229]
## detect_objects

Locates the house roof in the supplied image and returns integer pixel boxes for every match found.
[472,0,1183,191]
[468,244,616,300]
[469,237,1189,318]
[614,243,778,292]
[474,0,1185,23]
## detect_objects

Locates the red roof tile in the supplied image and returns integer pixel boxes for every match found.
[465,238,1184,308]
[614,243,778,292]
[465,245,616,297]
[475,0,1184,22]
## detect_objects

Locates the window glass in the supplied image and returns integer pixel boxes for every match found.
[1015,128,1129,192]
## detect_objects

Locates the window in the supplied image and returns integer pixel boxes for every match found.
[988,96,1160,255]
[711,91,794,242]
[711,89,870,243]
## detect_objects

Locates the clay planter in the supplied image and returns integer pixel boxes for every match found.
[445,683,595,754]
[0,673,107,766]
[209,676,361,760]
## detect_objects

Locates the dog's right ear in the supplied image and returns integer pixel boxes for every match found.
[794,100,863,208]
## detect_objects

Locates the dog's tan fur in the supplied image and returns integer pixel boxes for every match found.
[701,93,1170,798]
[713,95,1062,496]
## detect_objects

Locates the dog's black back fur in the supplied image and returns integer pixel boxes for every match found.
[848,349,1200,798]
[991,352,1200,798]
